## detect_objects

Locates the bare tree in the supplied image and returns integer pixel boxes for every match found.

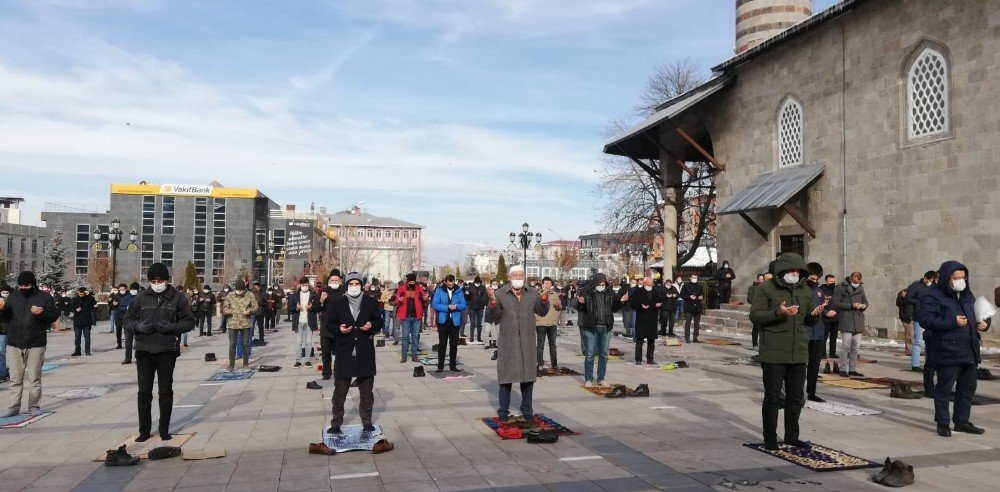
[636,58,706,115]
[553,244,579,276]
[87,253,112,292]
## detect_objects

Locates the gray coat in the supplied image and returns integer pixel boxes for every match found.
[830,281,868,334]
[485,285,550,385]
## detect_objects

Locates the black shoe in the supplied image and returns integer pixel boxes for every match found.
[306,381,322,390]
[400,355,407,363]
[363,424,376,433]
[490,351,498,361]
[889,382,922,400]
[116,344,122,349]
[685,339,690,343]
[784,438,811,448]
[833,362,840,373]
[85,352,91,356]
[121,360,131,365]
[435,367,444,374]
[104,445,139,466]
[807,394,826,403]
[628,384,650,397]
[763,440,779,451]
[604,385,628,399]
[71,352,81,357]
[310,348,315,357]
[872,457,893,484]
[822,362,831,374]
[838,372,849,377]
[293,362,302,368]
[159,432,172,441]
[849,371,864,377]
[304,361,312,367]
[450,367,461,372]
[954,422,985,434]
[327,427,341,435]
[937,424,952,437]
[135,434,151,443]
[413,367,425,377]
[882,460,915,487]
[693,339,702,343]
[977,368,998,380]
[322,374,331,380]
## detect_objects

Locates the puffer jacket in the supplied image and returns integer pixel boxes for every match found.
[0,287,60,348]
[432,285,467,326]
[831,280,869,334]
[577,273,622,329]
[917,261,991,366]
[223,291,259,330]
[123,285,196,353]
[748,253,820,364]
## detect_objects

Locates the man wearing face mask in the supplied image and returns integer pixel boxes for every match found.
[658,278,679,337]
[123,263,195,441]
[718,261,736,304]
[466,276,489,343]
[680,275,705,343]
[804,263,829,402]
[631,277,662,365]
[1,272,60,417]
[289,277,319,367]
[577,272,625,387]
[831,272,868,378]
[318,269,346,380]
[917,261,991,437]
[620,279,635,338]
[749,253,822,450]
[486,265,550,422]
[120,283,140,364]
[195,285,216,337]
[394,273,427,363]
[535,277,563,373]
[217,285,230,333]
[432,275,467,372]
[904,271,938,373]
[325,273,382,434]
[69,287,96,356]
[109,284,126,335]
[223,279,258,371]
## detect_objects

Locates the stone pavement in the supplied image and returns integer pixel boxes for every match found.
[1,316,998,491]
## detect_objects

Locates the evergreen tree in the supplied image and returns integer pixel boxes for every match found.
[496,254,508,281]
[430,267,437,284]
[0,259,8,285]
[38,230,71,292]
[184,260,199,290]
[455,263,462,279]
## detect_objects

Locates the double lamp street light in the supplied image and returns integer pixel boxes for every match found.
[91,218,139,287]
[509,222,541,268]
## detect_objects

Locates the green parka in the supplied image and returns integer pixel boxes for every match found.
[749,253,820,364]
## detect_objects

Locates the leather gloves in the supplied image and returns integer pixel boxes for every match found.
[156,320,177,335]
[136,321,156,335]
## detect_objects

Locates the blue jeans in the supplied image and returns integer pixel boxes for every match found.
[911,321,924,368]
[383,310,394,337]
[73,326,92,354]
[676,300,685,321]
[583,325,611,382]
[469,309,484,341]
[0,334,7,378]
[400,317,421,356]
[236,329,252,358]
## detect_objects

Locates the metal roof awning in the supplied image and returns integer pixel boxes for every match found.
[717,162,825,239]
[603,76,733,160]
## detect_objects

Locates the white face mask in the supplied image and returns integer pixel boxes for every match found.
[851,283,860,288]
[630,283,637,288]
[491,284,498,289]
[129,289,138,295]
[689,278,698,284]
[347,286,362,297]
[151,283,167,293]
[329,282,340,289]
[595,285,606,292]
[783,273,800,285]
[510,279,525,289]
[951,279,967,292]
[235,290,245,295]
[474,283,481,287]
[300,286,309,292]
[644,286,652,291]
[203,288,210,293]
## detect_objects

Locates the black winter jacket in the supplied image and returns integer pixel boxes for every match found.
[0,288,60,348]
[325,294,383,379]
[69,294,97,327]
[123,285,196,353]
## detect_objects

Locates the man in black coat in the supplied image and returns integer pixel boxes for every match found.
[196,285,216,337]
[123,263,195,441]
[68,287,97,356]
[680,275,705,343]
[717,261,736,304]
[317,269,346,380]
[658,278,680,337]
[630,277,662,364]
[1,271,60,417]
[465,276,489,343]
[324,272,382,434]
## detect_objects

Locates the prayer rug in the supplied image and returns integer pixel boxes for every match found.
[857,377,922,388]
[743,442,881,472]
[539,367,582,377]
[94,433,194,461]
[206,369,255,381]
[322,424,384,452]
[721,357,759,366]
[429,370,474,379]
[400,350,429,356]
[480,414,578,439]
[819,379,889,390]
[805,400,883,416]
[214,355,260,366]
[581,384,630,397]
[662,338,682,347]
[0,412,53,429]
[41,363,63,373]
[182,449,226,460]
[55,387,110,399]
[703,338,741,346]
[418,357,462,367]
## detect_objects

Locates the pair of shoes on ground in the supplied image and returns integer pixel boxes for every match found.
[763,438,811,451]
[326,424,376,434]
[434,366,461,373]
[872,457,915,487]
[889,381,922,400]
[937,422,985,437]
[293,361,313,368]
[605,383,649,398]
[838,371,865,377]
[3,407,44,418]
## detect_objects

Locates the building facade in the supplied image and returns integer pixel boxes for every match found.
[0,197,48,284]
[322,206,423,283]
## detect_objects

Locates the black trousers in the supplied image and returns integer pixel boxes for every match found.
[321,336,333,378]
[659,310,676,335]
[934,364,977,425]
[684,313,701,341]
[437,321,459,369]
[923,333,936,391]
[256,312,266,342]
[136,350,178,436]
[331,377,374,428]
[115,313,125,346]
[752,323,759,347]
[826,321,840,358]
[761,362,806,444]
[635,336,655,363]
[806,339,825,396]
[199,314,213,336]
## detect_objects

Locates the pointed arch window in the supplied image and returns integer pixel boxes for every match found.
[907,47,949,139]
[777,98,803,168]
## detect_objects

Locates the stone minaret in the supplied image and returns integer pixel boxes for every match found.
[735,0,813,54]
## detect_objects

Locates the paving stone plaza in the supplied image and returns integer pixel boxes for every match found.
[1,316,997,492]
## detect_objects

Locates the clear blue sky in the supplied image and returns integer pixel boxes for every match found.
[0,0,838,265]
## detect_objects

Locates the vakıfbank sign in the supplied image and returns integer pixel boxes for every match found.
[111,183,258,199]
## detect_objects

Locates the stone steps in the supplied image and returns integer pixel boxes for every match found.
[701,304,752,336]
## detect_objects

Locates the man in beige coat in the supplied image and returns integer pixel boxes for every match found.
[486,266,550,421]
[535,276,563,373]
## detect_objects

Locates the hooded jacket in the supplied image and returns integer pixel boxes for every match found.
[577,273,622,329]
[123,285,196,353]
[748,253,820,364]
[464,283,489,311]
[916,261,990,366]
[0,286,60,348]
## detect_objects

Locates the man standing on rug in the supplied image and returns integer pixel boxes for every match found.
[917,261,990,437]
[658,278,679,337]
[318,269,346,380]
[432,275,466,373]
[394,273,427,364]
[819,274,840,370]
[123,263,195,441]
[905,271,938,387]
[749,253,822,450]
[1,272,59,417]
[69,287,96,356]
[222,279,258,371]
[486,265,550,422]
[325,273,382,434]
[577,272,624,387]
[805,263,829,403]
[680,275,705,343]
[832,272,868,378]
[535,276,563,373]
[195,285,216,337]
[290,277,319,367]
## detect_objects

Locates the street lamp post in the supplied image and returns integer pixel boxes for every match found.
[627,244,649,277]
[509,222,541,270]
[91,218,138,287]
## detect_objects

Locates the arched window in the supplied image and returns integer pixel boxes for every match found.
[907,47,949,139]
[777,98,803,168]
